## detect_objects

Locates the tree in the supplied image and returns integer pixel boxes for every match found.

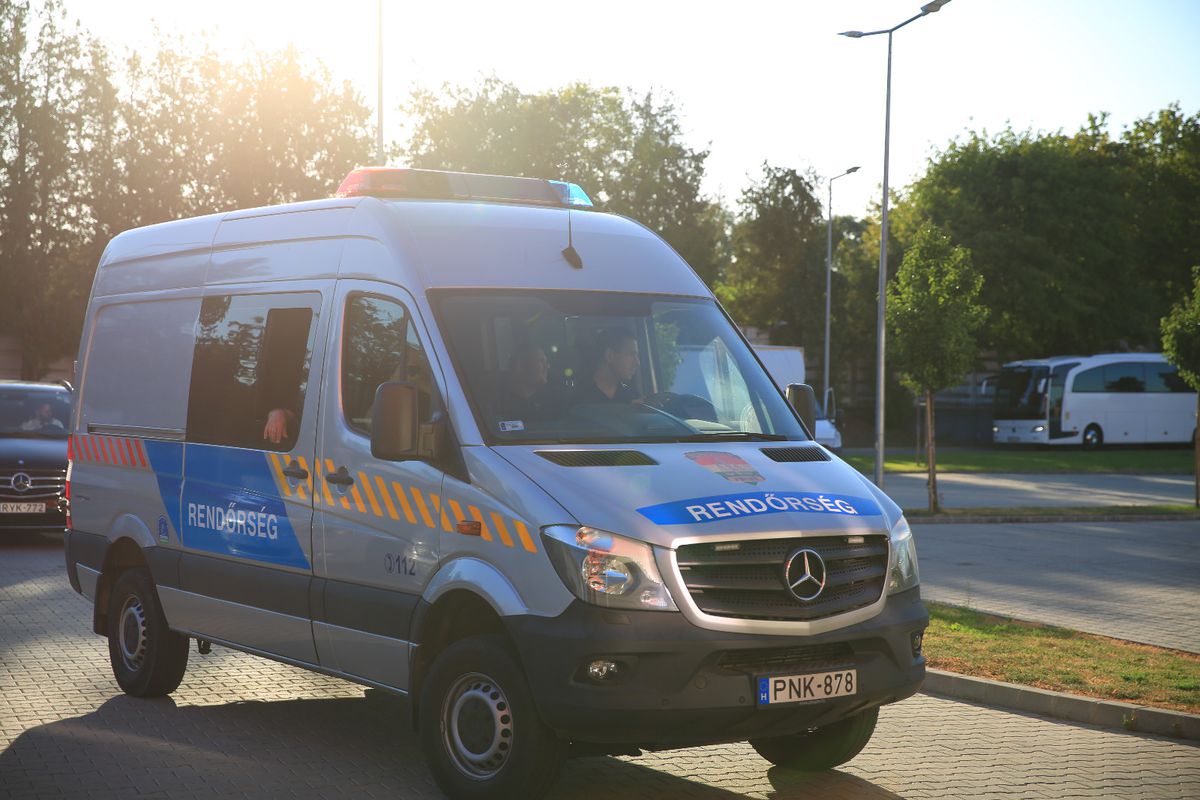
[717,164,825,349]
[1160,266,1200,506]
[887,224,987,512]
[403,79,730,285]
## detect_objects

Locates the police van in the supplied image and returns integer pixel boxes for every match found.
[64,168,926,799]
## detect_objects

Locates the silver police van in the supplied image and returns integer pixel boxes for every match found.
[65,168,925,799]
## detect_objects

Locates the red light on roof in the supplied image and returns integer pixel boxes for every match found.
[334,167,593,208]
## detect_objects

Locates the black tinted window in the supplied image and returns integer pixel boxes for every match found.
[1146,364,1191,393]
[1072,366,1104,393]
[342,295,434,436]
[186,293,319,451]
[1103,363,1145,393]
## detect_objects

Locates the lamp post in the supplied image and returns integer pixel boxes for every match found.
[824,166,860,418]
[840,0,951,488]
[376,0,385,165]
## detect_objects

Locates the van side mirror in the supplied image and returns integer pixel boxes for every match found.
[371,381,419,460]
[786,383,818,438]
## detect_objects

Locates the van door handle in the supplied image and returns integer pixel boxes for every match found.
[326,466,355,487]
[282,462,309,481]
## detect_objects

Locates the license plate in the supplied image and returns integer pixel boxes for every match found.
[0,502,46,514]
[1007,436,1020,443]
[757,669,857,705]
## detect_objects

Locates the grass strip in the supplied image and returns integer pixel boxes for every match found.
[906,504,1200,519]
[925,601,1200,714]
[843,448,1194,475]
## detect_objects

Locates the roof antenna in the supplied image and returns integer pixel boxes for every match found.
[561,208,583,269]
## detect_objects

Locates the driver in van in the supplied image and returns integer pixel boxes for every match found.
[575,328,640,404]
[21,401,64,432]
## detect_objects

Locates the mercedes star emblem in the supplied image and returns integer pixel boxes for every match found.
[783,547,827,602]
[11,472,33,493]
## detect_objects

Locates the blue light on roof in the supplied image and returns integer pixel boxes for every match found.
[548,180,594,208]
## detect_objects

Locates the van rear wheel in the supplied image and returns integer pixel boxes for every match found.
[749,707,878,771]
[106,567,189,697]
[419,634,566,800]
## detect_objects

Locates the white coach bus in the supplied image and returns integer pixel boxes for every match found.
[992,353,1196,448]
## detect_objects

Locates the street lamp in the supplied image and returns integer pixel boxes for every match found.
[824,166,859,419]
[839,0,951,488]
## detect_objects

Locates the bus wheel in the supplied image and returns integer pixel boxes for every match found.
[107,567,189,696]
[420,634,566,800]
[749,707,879,770]
[1082,424,1103,449]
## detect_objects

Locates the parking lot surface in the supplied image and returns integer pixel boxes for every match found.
[916,519,1200,652]
[3,538,1198,799]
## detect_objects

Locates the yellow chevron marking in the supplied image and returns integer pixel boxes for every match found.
[349,483,367,514]
[313,459,335,507]
[429,494,453,531]
[326,459,351,510]
[409,487,435,528]
[297,456,313,501]
[513,520,537,553]
[392,482,418,524]
[268,452,293,498]
[490,513,514,548]
[374,476,400,521]
[359,472,383,516]
[467,505,494,542]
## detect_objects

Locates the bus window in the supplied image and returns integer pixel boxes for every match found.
[1146,364,1191,393]
[1072,366,1104,393]
[1103,363,1146,393]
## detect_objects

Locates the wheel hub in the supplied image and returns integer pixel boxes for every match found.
[442,672,513,779]
[118,595,148,671]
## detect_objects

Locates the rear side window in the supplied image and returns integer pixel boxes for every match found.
[341,294,434,436]
[186,293,319,451]
[1103,362,1145,393]
[1146,363,1191,393]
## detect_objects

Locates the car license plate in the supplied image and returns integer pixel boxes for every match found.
[757,669,857,705]
[0,502,46,514]
[1007,436,1020,443]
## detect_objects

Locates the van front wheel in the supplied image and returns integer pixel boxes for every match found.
[1082,424,1103,449]
[419,634,567,800]
[106,567,189,697]
[749,707,878,771]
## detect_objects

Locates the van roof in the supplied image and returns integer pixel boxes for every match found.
[93,196,710,299]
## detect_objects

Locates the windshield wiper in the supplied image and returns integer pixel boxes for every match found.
[673,432,791,442]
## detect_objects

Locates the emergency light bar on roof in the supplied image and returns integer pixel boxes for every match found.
[334,167,594,209]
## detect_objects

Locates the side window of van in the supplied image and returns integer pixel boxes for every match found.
[1103,362,1145,393]
[1146,364,1190,393]
[342,294,434,436]
[186,293,320,452]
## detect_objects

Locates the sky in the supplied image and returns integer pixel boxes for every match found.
[67,0,1200,217]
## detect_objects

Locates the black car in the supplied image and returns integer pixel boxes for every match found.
[0,381,71,534]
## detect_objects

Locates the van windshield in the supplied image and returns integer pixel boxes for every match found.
[433,291,808,444]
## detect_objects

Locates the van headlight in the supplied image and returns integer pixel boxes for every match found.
[542,526,677,611]
[888,517,920,595]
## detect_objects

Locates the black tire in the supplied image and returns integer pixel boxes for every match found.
[419,634,567,800]
[1082,424,1103,449]
[749,707,879,771]
[106,567,189,697]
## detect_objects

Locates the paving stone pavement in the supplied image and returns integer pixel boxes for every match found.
[2,537,1198,799]
[915,519,1200,653]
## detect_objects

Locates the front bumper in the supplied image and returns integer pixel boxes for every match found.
[0,506,66,533]
[505,587,927,747]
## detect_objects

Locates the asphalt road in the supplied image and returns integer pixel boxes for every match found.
[2,537,1198,799]
[915,519,1200,652]
[882,472,1194,510]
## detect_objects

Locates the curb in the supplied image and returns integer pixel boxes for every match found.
[921,668,1200,740]
[907,513,1200,524]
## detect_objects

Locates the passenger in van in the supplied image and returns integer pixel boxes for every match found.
[495,342,552,421]
[575,328,640,404]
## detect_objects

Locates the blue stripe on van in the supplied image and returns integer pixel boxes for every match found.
[637,490,882,526]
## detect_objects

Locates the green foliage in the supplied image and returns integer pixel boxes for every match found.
[403,79,730,285]
[716,164,825,347]
[1160,266,1200,391]
[0,2,373,377]
[900,108,1200,358]
[887,224,986,395]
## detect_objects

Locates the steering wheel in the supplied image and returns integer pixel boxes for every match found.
[639,392,718,422]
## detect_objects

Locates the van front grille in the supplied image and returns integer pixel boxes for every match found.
[676,535,889,622]
[0,469,66,501]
